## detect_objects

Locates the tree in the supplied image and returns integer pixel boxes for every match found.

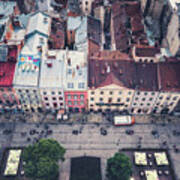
[22,139,66,180]
[106,152,132,180]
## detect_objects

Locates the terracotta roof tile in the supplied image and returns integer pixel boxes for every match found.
[135,45,161,57]
[158,62,180,91]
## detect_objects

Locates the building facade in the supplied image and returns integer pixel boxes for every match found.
[0,45,19,112]
[39,50,65,111]
[13,12,51,112]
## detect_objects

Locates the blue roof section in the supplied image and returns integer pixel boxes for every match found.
[0,1,16,17]
[17,14,30,29]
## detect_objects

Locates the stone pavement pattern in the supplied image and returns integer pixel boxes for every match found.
[3,122,178,180]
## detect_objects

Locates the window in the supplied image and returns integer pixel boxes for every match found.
[80,95,84,99]
[59,97,63,100]
[67,95,71,100]
[58,91,61,95]
[166,97,170,100]
[39,37,44,45]
[147,103,150,106]
[18,89,21,93]
[0,88,4,92]
[60,103,63,106]
[68,101,72,105]
[126,98,130,102]
[137,91,140,95]
[109,91,113,95]
[78,70,82,76]
[159,96,163,100]
[53,102,57,108]
[170,102,174,106]
[44,97,48,101]
[68,83,74,88]
[51,91,55,95]
[46,103,49,106]
[142,98,146,101]
[100,91,104,95]
[173,96,178,101]
[108,98,112,103]
[85,1,88,5]
[78,82,85,89]
[52,97,56,100]
[67,68,72,75]
[128,91,132,95]
[80,101,84,105]
[43,91,47,95]
[99,98,103,101]
[119,91,122,95]
[43,17,48,24]
[74,95,78,99]
[140,103,144,106]
[90,104,94,107]
[117,98,121,102]
[91,97,94,101]
[149,98,153,101]
[133,103,137,106]
[26,90,29,93]
[151,92,155,95]
[33,90,36,93]
[74,101,78,105]
[91,91,94,95]
[156,103,160,106]
[135,97,139,101]
[144,92,148,95]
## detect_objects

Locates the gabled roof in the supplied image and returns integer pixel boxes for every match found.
[98,72,125,88]
[26,11,50,37]
[88,59,137,89]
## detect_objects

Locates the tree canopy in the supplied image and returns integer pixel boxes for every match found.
[106,152,132,180]
[22,139,66,180]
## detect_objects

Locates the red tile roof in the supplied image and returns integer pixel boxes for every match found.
[89,58,159,91]
[135,45,161,57]
[88,59,137,89]
[111,1,146,52]
[48,18,65,49]
[90,50,132,61]
[135,63,158,91]
[0,61,16,87]
[158,62,180,91]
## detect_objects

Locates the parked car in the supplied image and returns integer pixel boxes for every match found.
[125,129,134,135]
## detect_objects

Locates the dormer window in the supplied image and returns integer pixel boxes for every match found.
[39,38,44,45]
[43,17,48,24]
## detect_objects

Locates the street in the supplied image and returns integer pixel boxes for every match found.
[0,121,178,180]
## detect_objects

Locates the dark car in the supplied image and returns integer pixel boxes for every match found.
[100,127,107,136]
[173,130,180,136]
[29,129,36,135]
[72,130,78,135]
[125,129,134,135]
[3,129,12,135]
